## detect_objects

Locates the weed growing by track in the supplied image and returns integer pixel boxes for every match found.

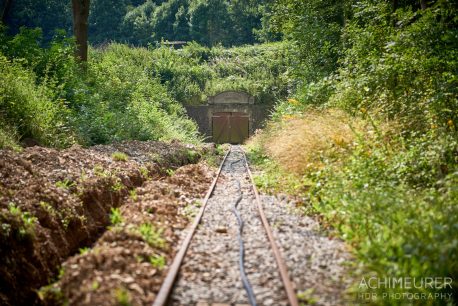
[247,1,457,303]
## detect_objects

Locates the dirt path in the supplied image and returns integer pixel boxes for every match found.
[43,163,215,306]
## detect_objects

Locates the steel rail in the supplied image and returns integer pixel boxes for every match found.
[152,146,231,306]
[241,148,300,306]
[230,156,257,306]
[153,145,299,306]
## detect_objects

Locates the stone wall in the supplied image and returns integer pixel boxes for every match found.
[185,91,272,143]
[208,91,254,105]
[185,104,272,142]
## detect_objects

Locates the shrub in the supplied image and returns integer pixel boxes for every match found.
[0,122,21,150]
[256,108,360,174]
[80,44,200,144]
[111,152,129,162]
[0,53,75,147]
[0,29,202,147]
[136,223,166,249]
[331,3,458,132]
[109,208,123,226]
[149,254,166,270]
[312,130,458,302]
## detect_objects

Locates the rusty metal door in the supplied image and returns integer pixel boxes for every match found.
[212,112,231,144]
[212,112,249,144]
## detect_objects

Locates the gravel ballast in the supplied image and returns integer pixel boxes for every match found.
[170,146,352,305]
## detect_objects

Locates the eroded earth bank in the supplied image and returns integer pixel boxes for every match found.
[0,141,217,306]
[0,141,352,306]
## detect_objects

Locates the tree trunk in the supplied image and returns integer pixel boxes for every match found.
[392,0,398,26]
[420,0,427,10]
[1,0,13,24]
[72,0,90,62]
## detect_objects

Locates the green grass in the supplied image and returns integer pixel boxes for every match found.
[79,247,90,255]
[137,223,166,249]
[129,189,138,201]
[148,254,166,270]
[55,179,76,189]
[111,152,129,162]
[109,208,123,226]
[246,142,313,198]
[0,53,75,148]
[114,287,131,306]
[248,128,458,304]
[7,202,38,238]
[110,179,124,192]
[0,124,21,151]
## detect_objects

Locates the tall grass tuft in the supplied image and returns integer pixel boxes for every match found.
[251,109,361,174]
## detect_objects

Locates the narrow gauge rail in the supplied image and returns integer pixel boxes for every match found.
[153,145,299,306]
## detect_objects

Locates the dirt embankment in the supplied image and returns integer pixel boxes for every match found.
[0,141,214,306]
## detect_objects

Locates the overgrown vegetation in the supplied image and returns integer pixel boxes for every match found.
[1,0,457,304]
[146,41,290,105]
[0,28,201,148]
[248,0,457,304]
[0,26,288,149]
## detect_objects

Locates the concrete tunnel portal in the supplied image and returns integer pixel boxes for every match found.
[185,91,272,144]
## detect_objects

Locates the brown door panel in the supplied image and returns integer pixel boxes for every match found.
[230,116,249,144]
[212,112,249,144]
[212,116,230,144]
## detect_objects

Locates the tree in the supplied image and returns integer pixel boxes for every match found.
[121,0,157,45]
[151,0,188,42]
[89,0,131,45]
[1,0,72,40]
[268,0,348,81]
[420,0,427,10]
[1,0,13,24]
[172,4,191,41]
[72,0,90,62]
[228,0,264,45]
[189,0,233,46]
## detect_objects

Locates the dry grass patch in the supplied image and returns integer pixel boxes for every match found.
[251,109,362,175]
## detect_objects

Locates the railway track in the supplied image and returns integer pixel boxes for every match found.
[153,145,299,306]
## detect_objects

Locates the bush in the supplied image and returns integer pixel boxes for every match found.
[331,3,458,133]
[0,53,75,147]
[145,41,292,105]
[81,43,200,144]
[0,29,202,147]
[312,129,458,302]
[0,123,21,151]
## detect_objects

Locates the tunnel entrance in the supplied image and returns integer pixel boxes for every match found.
[212,112,249,144]
[185,91,272,144]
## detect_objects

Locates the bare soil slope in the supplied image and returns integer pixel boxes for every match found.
[0,141,214,306]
